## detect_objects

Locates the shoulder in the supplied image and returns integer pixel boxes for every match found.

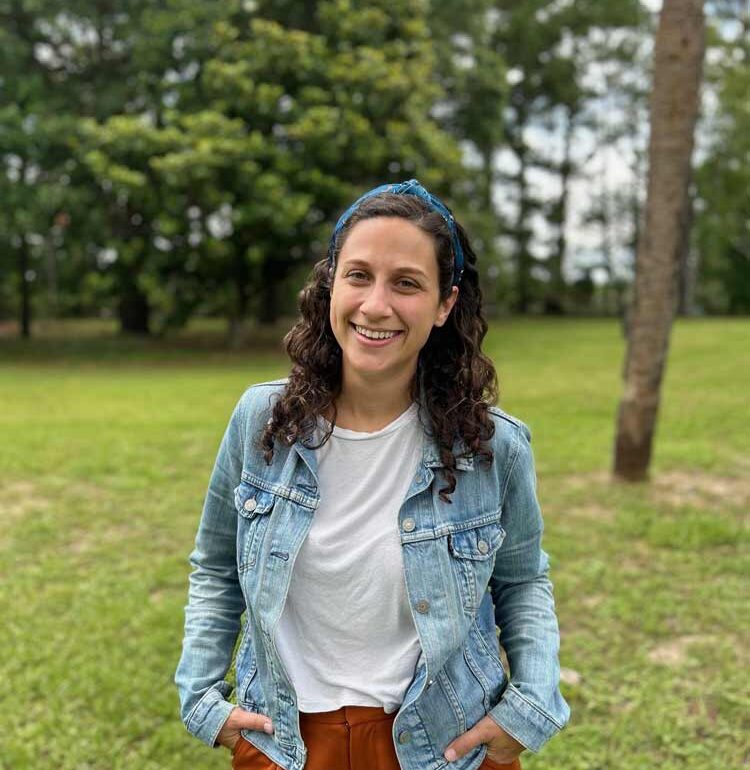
[236,377,289,419]
[483,408,541,504]
[487,405,532,443]
[485,405,535,478]
[224,378,289,445]
[223,378,290,467]
[244,377,290,395]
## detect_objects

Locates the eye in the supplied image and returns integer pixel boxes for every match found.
[346,270,368,281]
[397,278,420,289]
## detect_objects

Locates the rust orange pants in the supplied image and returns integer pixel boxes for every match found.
[231,704,522,770]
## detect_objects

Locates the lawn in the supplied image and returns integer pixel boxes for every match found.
[0,317,747,770]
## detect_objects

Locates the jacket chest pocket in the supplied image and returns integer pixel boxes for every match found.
[234,481,277,572]
[447,518,506,617]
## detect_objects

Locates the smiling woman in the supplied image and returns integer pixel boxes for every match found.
[174,180,570,770]
[328,217,458,418]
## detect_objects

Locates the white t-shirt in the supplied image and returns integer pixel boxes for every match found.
[274,402,424,713]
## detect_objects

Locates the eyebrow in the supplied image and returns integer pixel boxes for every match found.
[340,258,429,280]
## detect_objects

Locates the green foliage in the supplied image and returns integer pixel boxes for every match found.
[427,0,647,313]
[71,0,461,334]
[695,14,750,313]
[0,1,746,334]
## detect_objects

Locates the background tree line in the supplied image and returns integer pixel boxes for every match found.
[1,0,747,341]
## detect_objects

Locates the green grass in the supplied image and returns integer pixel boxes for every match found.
[1,317,748,770]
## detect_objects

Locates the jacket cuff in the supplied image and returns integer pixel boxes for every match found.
[487,682,565,754]
[185,681,236,748]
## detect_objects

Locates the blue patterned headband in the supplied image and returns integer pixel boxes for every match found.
[326,178,465,287]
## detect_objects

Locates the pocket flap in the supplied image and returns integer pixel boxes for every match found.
[448,522,506,561]
[234,482,277,518]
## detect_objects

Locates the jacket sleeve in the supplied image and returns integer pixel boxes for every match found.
[173,394,248,748]
[486,421,570,753]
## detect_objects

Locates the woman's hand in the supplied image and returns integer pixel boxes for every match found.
[443,715,525,765]
[217,706,274,751]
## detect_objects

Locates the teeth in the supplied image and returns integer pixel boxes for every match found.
[355,325,399,340]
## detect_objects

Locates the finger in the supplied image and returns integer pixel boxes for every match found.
[443,722,489,762]
[231,707,274,734]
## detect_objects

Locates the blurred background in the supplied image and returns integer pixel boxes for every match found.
[1,1,748,770]
[1,0,747,339]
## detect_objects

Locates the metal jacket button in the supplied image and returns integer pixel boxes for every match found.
[244,498,257,513]
[398,731,411,744]
[477,539,489,554]
[402,518,416,532]
[415,600,430,614]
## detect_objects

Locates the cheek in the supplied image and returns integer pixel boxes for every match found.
[330,292,352,335]
[406,304,440,334]
[329,289,342,320]
[332,288,359,319]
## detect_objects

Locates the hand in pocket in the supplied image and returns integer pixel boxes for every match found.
[217,706,275,752]
[443,715,525,766]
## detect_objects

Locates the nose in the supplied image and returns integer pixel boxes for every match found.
[359,281,393,320]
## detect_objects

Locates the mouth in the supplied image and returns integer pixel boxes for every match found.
[350,323,404,345]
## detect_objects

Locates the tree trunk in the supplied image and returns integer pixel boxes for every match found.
[258,255,282,326]
[545,105,575,315]
[118,281,150,335]
[514,144,532,314]
[45,239,59,318]
[613,0,706,481]
[114,207,151,335]
[227,246,250,348]
[18,235,31,339]
[504,98,534,315]
[480,144,501,317]
[480,145,494,218]
[598,168,615,316]
[676,187,696,315]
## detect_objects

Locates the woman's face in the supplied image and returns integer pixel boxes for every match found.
[329,216,458,387]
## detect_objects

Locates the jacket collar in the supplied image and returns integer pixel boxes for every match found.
[421,427,475,471]
[417,376,475,471]
[423,445,475,471]
[290,379,476,477]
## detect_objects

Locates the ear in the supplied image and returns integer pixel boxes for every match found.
[434,286,459,327]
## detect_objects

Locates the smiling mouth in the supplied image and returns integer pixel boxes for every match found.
[351,323,403,340]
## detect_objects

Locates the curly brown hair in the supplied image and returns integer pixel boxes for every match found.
[259,192,499,502]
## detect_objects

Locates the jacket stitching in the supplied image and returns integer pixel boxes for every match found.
[499,423,523,508]
[400,510,503,543]
[239,470,318,509]
[505,682,566,729]
[437,669,466,735]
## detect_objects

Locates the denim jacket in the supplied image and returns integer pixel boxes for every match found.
[174,379,570,770]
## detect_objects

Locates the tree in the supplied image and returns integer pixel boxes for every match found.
[613,0,706,480]
[426,0,510,312]
[575,18,653,320]
[81,0,463,340]
[0,2,75,337]
[0,0,186,336]
[479,1,643,313]
[694,0,750,313]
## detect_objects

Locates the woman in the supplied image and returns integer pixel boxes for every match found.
[174,179,570,770]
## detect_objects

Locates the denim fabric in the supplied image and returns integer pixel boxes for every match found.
[174,379,570,770]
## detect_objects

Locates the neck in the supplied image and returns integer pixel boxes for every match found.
[333,367,416,432]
